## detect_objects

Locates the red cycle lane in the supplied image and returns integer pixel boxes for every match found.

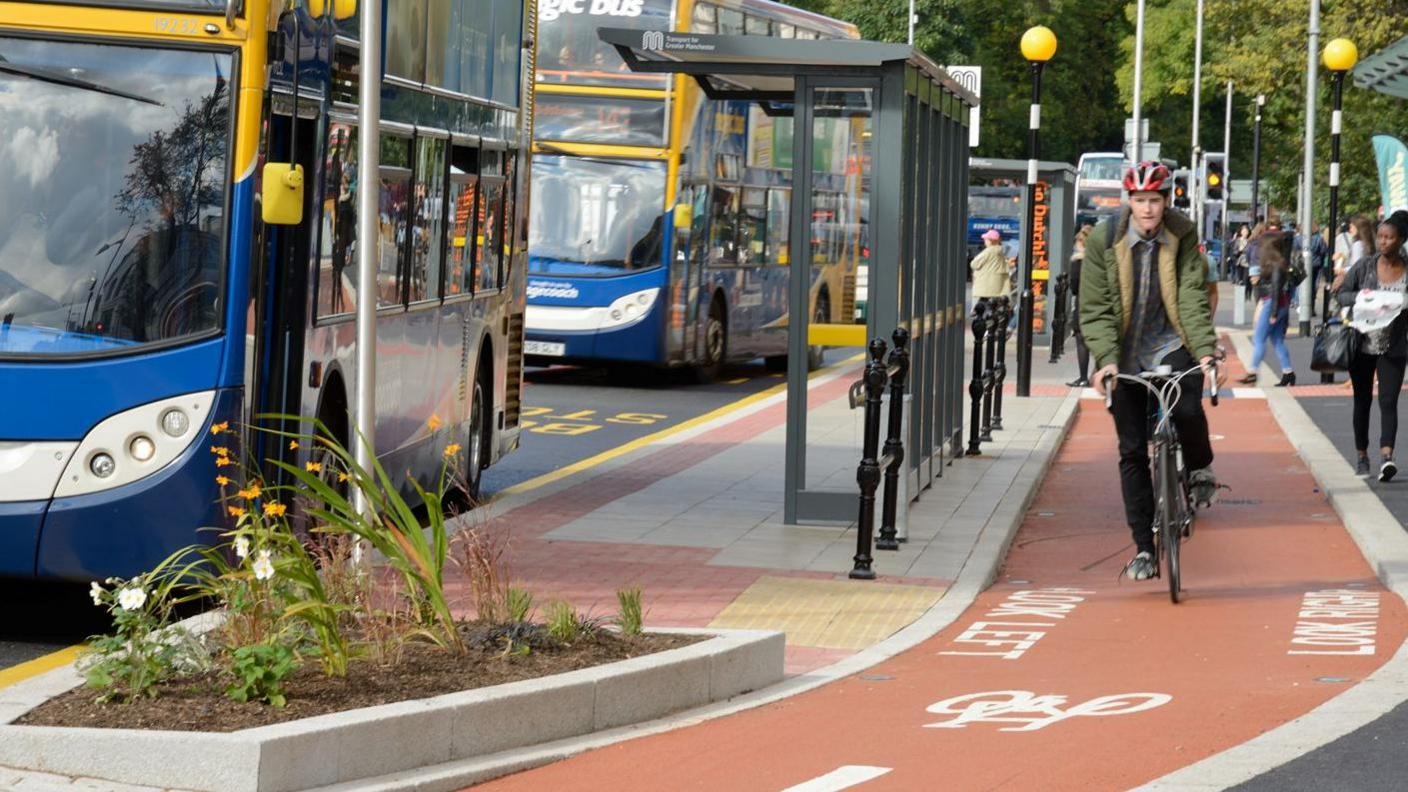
[473,397,1408,792]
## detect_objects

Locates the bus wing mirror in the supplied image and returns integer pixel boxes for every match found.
[308,0,356,19]
[261,163,305,226]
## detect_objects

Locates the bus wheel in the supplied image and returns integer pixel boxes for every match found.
[464,365,490,502]
[807,293,830,371]
[695,299,726,383]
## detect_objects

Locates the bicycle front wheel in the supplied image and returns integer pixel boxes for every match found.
[1160,443,1182,602]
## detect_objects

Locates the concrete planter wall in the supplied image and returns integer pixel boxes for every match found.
[0,628,783,792]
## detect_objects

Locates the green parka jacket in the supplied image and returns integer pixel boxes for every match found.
[1077,207,1218,369]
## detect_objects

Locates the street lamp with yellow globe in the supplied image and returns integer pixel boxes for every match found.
[1320,37,1358,338]
[1014,25,1058,397]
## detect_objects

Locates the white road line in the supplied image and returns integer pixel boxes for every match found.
[783,765,893,792]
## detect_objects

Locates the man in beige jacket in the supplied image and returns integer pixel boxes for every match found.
[970,228,1011,307]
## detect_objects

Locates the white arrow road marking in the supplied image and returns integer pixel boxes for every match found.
[783,765,893,791]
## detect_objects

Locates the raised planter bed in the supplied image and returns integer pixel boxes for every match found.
[0,628,783,792]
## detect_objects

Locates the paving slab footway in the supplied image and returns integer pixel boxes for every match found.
[473,372,1408,790]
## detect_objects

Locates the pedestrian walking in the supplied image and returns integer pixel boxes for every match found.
[1067,224,1093,386]
[970,228,1010,309]
[1231,225,1251,284]
[1240,229,1297,386]
[1340,212,1408,481]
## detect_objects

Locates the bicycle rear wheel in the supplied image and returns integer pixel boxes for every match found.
[1160,443,1181,602]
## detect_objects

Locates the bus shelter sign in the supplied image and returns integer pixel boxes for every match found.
[1029,181,1051,334]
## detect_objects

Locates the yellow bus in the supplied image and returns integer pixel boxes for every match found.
[525,0,866,379]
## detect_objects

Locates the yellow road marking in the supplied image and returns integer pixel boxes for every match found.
[0,645,83,691]
[496,355,862,500]
[727,377,749,385]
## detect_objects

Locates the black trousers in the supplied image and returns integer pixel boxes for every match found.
[1349,352,1407,453]
[1109,348,1215,552]
[1072,319,1090,381]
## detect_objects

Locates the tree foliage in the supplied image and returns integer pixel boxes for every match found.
[1118,0,1408,222]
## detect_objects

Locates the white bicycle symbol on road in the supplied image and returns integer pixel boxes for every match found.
[924,690,1173,732]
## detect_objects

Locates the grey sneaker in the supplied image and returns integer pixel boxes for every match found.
[1189,467,1219,508]
[1381,459,1398,483]
[1357,457,1372,477]
[1125,551,1157,581]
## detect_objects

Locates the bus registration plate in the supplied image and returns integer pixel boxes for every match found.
[524,341,566,357]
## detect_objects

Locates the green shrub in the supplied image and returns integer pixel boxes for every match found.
[226,643,298,707]
[615,587,644,636]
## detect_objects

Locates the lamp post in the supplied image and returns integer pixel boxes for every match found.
[1297,0,1320,337]
[1016,25,1056,399]
[1323,39,1359,346]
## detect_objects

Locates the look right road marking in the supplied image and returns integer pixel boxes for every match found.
[1288,588,1381,655]
[782,766,892,792]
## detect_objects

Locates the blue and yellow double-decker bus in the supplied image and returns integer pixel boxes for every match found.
[525,0,866,379]
[0,0,533,580]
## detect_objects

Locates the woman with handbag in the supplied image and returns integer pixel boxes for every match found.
[1339,213,1408,480]
[1241,230,1297,386]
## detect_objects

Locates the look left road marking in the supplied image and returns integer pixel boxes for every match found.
[0,645,83,691]
[782,766,892,792]
[939,588,1093,660]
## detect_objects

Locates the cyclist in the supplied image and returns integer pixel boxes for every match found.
[1079,161,1229,581]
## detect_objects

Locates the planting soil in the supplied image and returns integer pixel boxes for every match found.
[17,628,701,733]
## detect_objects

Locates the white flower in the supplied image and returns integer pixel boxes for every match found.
[117,587,147,611]
[252,550,275,581]
[89,581,105,606]
[233,535,250,559]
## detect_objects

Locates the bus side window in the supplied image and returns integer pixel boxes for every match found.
[447,143,480,296]
[477,148,504,293]
[410,136,446,303]
[741,187,766,266]
[317,122,359,318]
[767,188,790,266]
[379,133,413,308]
[709,186,740,266]
[501,151,516,288]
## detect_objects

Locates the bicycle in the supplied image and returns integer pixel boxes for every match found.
[1102,361,1220,603]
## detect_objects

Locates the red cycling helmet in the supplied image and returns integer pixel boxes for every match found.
[1123,160,1172,194]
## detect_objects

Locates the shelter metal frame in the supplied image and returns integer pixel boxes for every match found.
[602,28,978,523]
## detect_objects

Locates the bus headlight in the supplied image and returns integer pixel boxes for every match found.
[601,288,659,330]
[160,409,190,438]
[129,435,157,463]
[89,453,116,479]
[55,391,216,499]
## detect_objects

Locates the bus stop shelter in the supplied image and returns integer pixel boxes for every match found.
[969,157,1076,343]
[601,29,978,524]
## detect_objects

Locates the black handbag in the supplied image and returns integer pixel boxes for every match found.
[1311,318,1357,373]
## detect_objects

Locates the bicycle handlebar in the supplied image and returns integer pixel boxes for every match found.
[1101,360,1221,415]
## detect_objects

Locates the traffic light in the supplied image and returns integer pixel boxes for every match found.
[1173,171,1191,210]
[1205,157,1225,201]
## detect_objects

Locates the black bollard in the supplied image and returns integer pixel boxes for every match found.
[993,296,1011,431]
[877,327,911,551]
[966,302,988,456]
[851,338,888,580]
[980,302,997,442]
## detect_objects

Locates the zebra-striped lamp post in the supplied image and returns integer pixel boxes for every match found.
[1015,25,1057,398]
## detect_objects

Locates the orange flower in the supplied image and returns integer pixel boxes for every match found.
[215,475,231,487]
[288,439,299,450]
[428,415,442,431]
[210,421,229,436]
[444,443,461,457]
[262,501,287,518]
[247,482,262,499]
[227,505,246,518]
[209,445,230,457]
[215,456,234,467]
[337,472,350,483]
[306,461,323,473]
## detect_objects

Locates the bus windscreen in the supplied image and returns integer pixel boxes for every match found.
[537,0,673,87]
[0,38,234,357]
[529,156,667,275]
